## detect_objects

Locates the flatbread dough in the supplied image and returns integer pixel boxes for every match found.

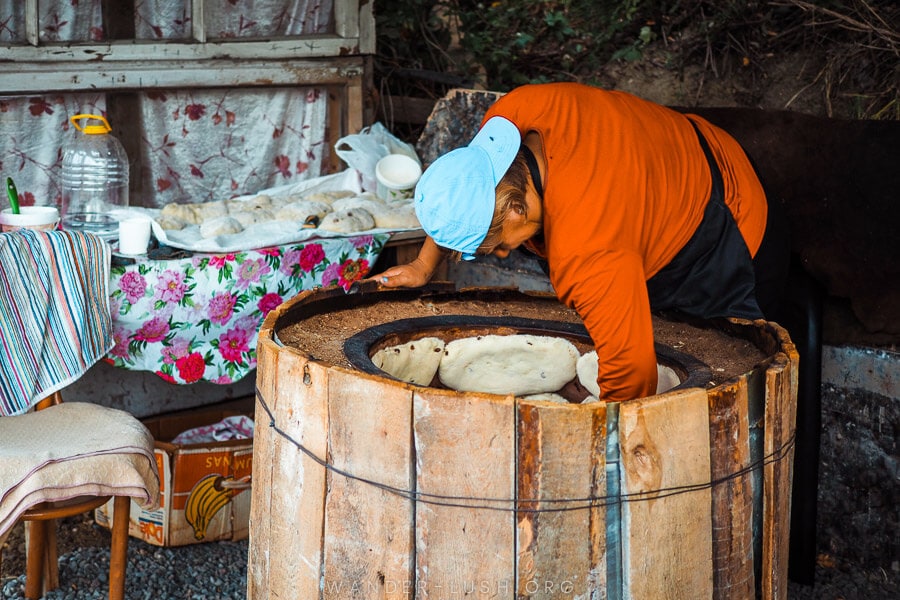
[438,334,579,396]
[160,200,228,227]
[192,201,228,221]
[656,364,681,393]
[369,203,420,229]
[522,393,570,404]
[156,188,364,235]
[331,195,385,214]
[371,337,445,386]
[227,194,272,212]
[318,208,375,233]
[274,200,333,222]
[160,202,201,225]
[231,207,275,228]
[155,214,187,231]
[302,190,355,205]
[199,215,244,238]
[576,350,682,397]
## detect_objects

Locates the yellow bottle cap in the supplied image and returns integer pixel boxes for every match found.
[71,114,112,135]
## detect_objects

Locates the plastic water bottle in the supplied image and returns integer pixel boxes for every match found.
[61,114,129,240]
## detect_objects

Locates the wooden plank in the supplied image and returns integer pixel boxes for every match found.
[191,0,206,43]
[357,0,376,55]
[247,338,277,599]
[0,57,367,94]
[322,369,415,599]
[334,0,358,39]
[760,339,799,600]
[619,388,713,600]
[707,375,755,600]
[345,75,366,144]
[517,400,607,598]
[24,0,38,46]
[326,86,346,174]
[255,351,330,600]
[413,388,516,598]
[1,38,365,63]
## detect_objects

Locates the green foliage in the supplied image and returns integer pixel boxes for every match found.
[374,1,456,80]
[374,0,899,119]
[451,0,644,88]
[374,0,776,93]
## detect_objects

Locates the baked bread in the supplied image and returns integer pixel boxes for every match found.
[438,334,579,396]
[372,337,445,386]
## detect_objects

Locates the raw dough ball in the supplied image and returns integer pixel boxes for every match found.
[268,195,293,209]
[155,215,187,231]
[192,200,228,221]
[371,337,445,386]
[231,208,275,228]
[274,200,333,222]
[331,195,386,214]
[160,202,201,225]
[227,194,272,212]
[318,208,375,233]
[199,215,244,238]
[303,190,355,205]
[576,350,682,397]
[369,203,420,229]
[438,334,579,396]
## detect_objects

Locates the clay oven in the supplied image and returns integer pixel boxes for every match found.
[248,284,797,600]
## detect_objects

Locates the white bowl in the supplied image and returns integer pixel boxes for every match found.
[376,154,422,190]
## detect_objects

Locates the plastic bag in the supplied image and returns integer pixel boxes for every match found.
[335,122,421,192]
[171,415,255,444]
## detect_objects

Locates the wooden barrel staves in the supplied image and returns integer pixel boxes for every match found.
[248,286,798,600]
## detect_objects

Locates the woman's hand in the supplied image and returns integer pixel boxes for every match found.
[377,260,434,288]
[376,236,447,288]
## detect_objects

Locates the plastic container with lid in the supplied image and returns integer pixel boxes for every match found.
[60,114,129,240]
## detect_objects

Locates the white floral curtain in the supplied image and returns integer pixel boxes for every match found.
[0,1,105,208]
[0,0,335,210]
[135,0,331,40]
[137,87,329,205]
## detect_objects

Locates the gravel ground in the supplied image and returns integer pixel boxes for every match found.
[1,514,247,600]
[1,513,896,599]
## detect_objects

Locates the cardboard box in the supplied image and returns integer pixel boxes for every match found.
[95,397,254,546]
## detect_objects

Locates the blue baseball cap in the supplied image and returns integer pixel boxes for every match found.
[414,116,521,260]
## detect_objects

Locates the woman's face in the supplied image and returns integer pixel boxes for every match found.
[489,202,542,259]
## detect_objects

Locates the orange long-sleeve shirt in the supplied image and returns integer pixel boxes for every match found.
[483,83,767,401]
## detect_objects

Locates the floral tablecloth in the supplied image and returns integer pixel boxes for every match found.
[104,234,387,385]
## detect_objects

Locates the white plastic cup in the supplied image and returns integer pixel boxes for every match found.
[117,216,153,255]
[0,206,60,232]
[375,154,422,201]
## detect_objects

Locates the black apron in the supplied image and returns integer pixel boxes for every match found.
[645,122,763,320]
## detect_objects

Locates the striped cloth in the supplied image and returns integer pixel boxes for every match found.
[0,230,113,416]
